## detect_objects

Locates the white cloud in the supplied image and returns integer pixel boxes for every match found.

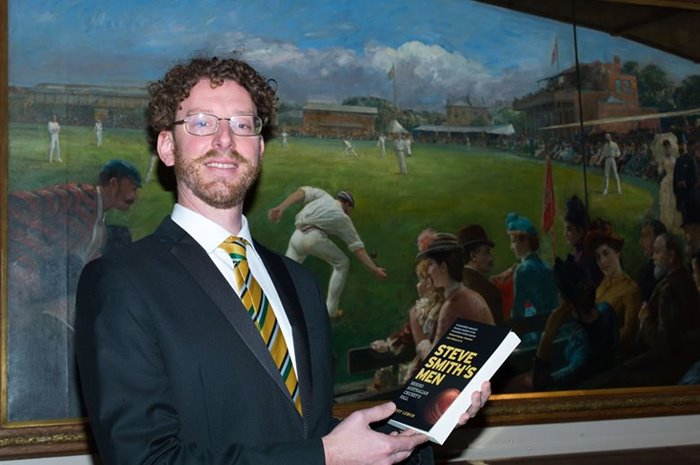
[235,37,537,110]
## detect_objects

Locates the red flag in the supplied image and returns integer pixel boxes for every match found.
[550,36,558,66]
[542,155,556,233]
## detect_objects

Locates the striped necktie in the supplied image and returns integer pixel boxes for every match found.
[219,236,302,415]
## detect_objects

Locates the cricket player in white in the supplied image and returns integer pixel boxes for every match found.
[268,186,386,318]
[600,132,622,195]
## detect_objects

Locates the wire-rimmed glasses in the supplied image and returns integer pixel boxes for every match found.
[173,113,263,137]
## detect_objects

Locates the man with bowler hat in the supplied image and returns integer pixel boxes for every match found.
[457,224,504,325]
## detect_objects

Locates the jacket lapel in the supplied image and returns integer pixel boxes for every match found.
[155,218,294,410]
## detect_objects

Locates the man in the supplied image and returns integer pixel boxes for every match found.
[683,218,700,260]
[75,56,489,465]
[673,142,694,221]
[268,186,386,318]
[48,114,62,162]
[599,133,622,195]
[639,233,699,358]
[636,219,667,303]
[457,224,504,325]
[9,159,141,317]
[395,133,408,174]
[7,159,141,421]
[95,118,104,146]
[342,138,359,158]
[377,132,387,158]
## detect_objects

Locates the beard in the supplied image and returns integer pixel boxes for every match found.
[173,144,261,209]
[653,263,667,280]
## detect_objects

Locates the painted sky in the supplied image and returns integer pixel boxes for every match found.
[9,0,699,111]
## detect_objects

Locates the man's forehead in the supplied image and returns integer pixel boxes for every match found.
[119,177,140,188]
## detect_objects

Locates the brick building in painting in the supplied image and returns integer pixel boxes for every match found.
[302,102,377,138]
[8,83,149,129]
[445,101,492,126]
[514,55,659,135]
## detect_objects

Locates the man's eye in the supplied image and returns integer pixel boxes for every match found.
[236,119,253,130]
[193,118,212,128]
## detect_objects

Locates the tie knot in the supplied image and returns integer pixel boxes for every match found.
[220,236,248,263]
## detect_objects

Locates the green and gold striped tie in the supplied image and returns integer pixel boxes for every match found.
[220,236,302,415]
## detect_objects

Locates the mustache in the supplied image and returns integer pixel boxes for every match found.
[200,150,248,163]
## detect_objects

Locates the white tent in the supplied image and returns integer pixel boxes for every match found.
[413,123,515,135]
[387,119,409,134]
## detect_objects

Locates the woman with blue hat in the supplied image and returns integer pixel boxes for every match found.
[505,212,558,321]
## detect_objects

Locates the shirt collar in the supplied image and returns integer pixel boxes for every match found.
[171,203,254,254]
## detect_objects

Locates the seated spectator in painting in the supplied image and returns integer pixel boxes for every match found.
[584,225,642,358]
[370,230,444,385]
[563,194,602,286]
[639,233,699,358]
[457,224,504,325]
[532,256,619,391]
[678,251,700,385]
[636,219,667,303]
[418,232,494,345]
[681,194,700,260]
[505,212,558,321]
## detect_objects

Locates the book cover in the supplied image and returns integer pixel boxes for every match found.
[387,318,521,444]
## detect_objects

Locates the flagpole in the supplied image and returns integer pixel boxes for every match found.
[542,154,557,261]
[392,63,398,117]
[572,0,590,213]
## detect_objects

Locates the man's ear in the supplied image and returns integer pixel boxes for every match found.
[258,136,265,160]
[157,131,176,167]
[101,177,119,210]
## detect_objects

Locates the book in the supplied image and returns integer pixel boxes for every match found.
[387,318,521,444]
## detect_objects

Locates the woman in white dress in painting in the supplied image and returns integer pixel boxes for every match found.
[658,139,683,233]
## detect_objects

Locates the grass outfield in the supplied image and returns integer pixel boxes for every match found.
[8,123,658,384]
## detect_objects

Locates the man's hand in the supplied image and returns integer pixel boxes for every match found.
[322,402,429,465]
[456,381,491,426]
[371,340,389,353]
[373,266,388,279]
[267,206,284,223]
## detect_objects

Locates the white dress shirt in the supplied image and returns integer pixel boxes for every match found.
[171,203,297,369]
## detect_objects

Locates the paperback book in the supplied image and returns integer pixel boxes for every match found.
[388,318,521,444]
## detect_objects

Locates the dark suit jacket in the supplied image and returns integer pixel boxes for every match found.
[463,267,504,325]
[639,265,699,357]
[75,217,336,465]
[673,153,696,208]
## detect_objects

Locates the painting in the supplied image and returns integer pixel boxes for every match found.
[2,0,700,458]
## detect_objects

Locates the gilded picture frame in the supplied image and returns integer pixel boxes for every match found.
[2,0,700,460]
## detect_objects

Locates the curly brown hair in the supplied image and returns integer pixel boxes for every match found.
[147,55,277,136]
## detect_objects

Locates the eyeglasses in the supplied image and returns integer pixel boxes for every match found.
[173,113,263,137]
